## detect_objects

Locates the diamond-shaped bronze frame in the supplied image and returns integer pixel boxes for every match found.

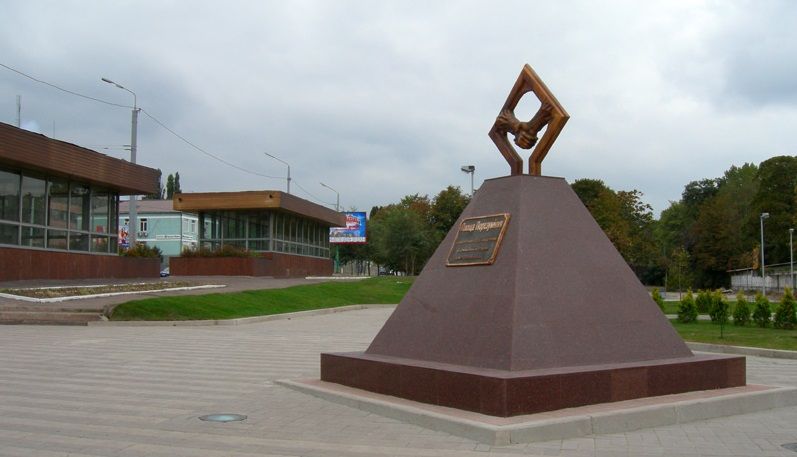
[488,64,569,176]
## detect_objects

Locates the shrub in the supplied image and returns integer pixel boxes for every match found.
[752,292,771,328]
[732,292,751,326]
[678,289,698,323]
[708,290,729,324]
[119,243,162,259]
[651,288,664,312]
[695,290,712,314]
[774,288,797,330]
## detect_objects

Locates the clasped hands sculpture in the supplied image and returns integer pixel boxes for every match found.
[494,103,553,150]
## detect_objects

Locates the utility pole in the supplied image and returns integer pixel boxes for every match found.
[16,95,21,127]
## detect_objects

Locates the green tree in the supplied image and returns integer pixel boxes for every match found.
[732,292,751,326]
[690,164,759,287]
[752,292,772,328]
[681,178,720,221]
[654,201,690,257]
[752,156,797,265]
[165,172,183,200]
[695,289,712,314]
[174,172,182,195]
[571,179,658,282]
[165,174,175,199]
[774,287,797,329]
[651,288,664,312]
[678,289,698,323]
[430,185,470,239]
[667,247,692,294]
[708,290,729,324]
[143,169,164,200]
[369,204,434,275]
[617,189,658,279]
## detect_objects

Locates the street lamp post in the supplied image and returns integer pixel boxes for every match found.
[760,212,770,295]
[101,77,140,247]
[264,152,291,194]
[790,228,794,290]
[461,165,475,195]
[320,182,341,274]
[319,182,340,211]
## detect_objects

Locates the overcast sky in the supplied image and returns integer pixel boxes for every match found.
[2,1,796,217]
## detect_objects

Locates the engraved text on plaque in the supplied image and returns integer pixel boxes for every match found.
[446,213,510,266]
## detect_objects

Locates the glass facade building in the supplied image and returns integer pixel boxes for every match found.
[199,210,331,258]
[0,121,160,280]
[0,166,119,254]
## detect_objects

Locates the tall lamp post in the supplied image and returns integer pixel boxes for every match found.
[264,152,291,194]
[790,228,794,290]
[320,182,340,211]
[461,165,475,195]
[320,182,341,274]
[760,212,770,295]
[101,77,140,247]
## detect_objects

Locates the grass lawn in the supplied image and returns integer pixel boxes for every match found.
[663,301,680,314]
[111,277,797,352]
[110,276,414,321]
[670,319,797,351]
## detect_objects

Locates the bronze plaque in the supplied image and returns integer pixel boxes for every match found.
[446,213,510,266]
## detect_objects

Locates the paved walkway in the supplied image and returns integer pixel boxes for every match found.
[1,307,797,456]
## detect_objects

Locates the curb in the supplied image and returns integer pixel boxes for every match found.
[687,342,797,360]
[0,284,226,303]
[89,304,397,327]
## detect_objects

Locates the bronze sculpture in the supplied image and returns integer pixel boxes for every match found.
[488,64,569,176]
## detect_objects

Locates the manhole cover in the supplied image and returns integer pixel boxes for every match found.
[783,443,797,452]
[199,413,247,423]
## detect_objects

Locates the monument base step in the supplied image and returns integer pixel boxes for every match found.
[279,378,795,446]
[321,351,745,417]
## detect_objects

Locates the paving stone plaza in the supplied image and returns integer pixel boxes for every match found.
[2,307,797,457]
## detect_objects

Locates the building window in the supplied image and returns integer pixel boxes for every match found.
[69,183,91,232]
[0,169,21,222]
[139,218,148,233]
[91,192,109,234]
[21,175,46,226]
[195,210,329,259]
[48,179,69,229]
[0,166,119,254]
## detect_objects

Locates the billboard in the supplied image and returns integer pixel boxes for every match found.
[330,212,367,244]
[118,224,130,249]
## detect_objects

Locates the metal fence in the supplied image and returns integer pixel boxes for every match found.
[730,267,797,292]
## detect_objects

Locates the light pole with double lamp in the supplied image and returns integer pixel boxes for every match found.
[320,182,340,211]
[790,228,794,290]
[461,165,475,195]
[264,152,291,194]
[760,212,769,295]
[101,77,140,247]
[320,182,341,274]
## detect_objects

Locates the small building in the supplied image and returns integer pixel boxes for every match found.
[119,200,198,267]
[0,122,161,281]
[171,190,345,277]
[729,263,796,292]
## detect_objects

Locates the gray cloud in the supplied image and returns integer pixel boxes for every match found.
[2,0,797,217]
